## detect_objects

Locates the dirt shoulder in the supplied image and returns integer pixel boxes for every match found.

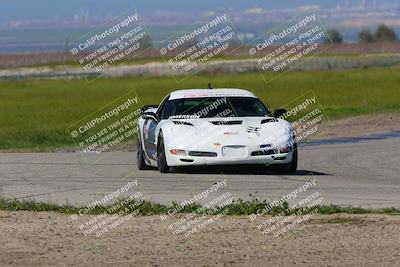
[314,112,400,139]
[0,211,399,266]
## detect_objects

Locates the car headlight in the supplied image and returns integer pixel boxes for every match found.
[273,126,294,152]
[170,149,187,156]
[279,146,292,153]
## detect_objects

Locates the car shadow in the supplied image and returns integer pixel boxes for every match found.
[172,166,328,176]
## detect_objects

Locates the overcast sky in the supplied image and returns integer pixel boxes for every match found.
[0,0,346,20]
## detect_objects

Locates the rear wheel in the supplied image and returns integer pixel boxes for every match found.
[137,135,151,170]
[157,131,170,173]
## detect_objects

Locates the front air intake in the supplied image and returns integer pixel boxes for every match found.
[173,121,194,126]
[188,151,218,157]
[210,120,242,125]
[251,150,276,156]
[261,118,278,124]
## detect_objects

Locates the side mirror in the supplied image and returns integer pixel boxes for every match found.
[273,108,287,118]
[142,111,160,122]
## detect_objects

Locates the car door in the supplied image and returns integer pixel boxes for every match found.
[142,95,169,160]
[143,117,158,160]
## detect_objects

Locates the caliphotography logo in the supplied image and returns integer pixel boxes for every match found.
[70,179,144,238]
[159,179,235,239]
[248,177,328,247]
[247,9,334,83]
[69,7,153,82]
[158,9,243,82]
[67,89,143,162]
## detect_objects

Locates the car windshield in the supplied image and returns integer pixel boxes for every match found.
[161,97,271,119]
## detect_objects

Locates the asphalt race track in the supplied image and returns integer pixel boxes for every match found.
[1,135,399,209]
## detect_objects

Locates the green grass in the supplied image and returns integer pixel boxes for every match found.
[0,66,400,150]
[1,196,399,216]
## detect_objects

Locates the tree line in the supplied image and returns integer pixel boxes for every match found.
[324,24,398,44]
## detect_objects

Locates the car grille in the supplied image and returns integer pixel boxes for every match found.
[188,151,218,157]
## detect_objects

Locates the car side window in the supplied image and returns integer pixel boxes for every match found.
[157,94,170,119]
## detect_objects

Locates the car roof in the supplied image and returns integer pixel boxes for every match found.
[169,88,257,100]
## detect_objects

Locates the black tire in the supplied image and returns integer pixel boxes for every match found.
[275,143,298,173]
[137,135,151,170]
[287,144,298,173]
[157,131,170,173]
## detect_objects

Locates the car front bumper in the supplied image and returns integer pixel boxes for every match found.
[166,149,294,167]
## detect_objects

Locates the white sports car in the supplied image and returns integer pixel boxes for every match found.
[137,88,297,173]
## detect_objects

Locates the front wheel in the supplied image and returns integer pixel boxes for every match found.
[157,131,170,173]
[275,144,298,173]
